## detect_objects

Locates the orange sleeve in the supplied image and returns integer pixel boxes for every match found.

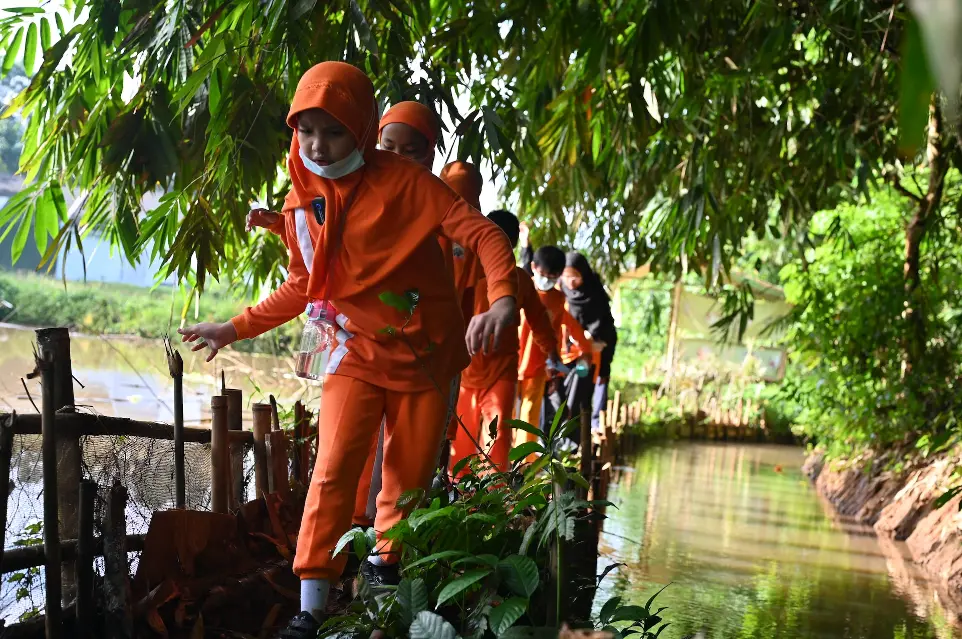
[230,214,309,340]
[562,309,593,355]
[439,200,517,305]
[263,212,286,236]
[519,273,557,357]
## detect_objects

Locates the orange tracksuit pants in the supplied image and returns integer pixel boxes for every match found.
[450,378,517,475]
[515,370,548,447]
[294,374,451,581]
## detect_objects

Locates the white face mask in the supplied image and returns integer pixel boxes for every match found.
[534,274,558,291]
[299,147,365,179]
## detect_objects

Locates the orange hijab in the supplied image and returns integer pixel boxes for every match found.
[379,101,440,149]
[440,161,483,209]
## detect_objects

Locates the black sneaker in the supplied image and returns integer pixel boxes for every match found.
[359,559,401,591]
[276,611,321,639]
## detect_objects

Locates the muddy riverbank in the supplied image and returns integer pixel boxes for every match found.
[805,447,962,623]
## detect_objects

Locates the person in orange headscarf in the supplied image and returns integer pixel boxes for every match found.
[378,101,439,168]
[451,209,558,475]
[178,62,518,637]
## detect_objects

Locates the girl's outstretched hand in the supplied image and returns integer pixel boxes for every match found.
[178,322,238,362]
[246,208,280,232]
[466,296,518,356]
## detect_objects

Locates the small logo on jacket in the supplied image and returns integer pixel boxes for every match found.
[453,243,465,258]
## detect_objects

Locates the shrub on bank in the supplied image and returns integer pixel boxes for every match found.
[0,271,299,354]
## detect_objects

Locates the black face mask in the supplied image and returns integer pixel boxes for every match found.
[312,197,326,226]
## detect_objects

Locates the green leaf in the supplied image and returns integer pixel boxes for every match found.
[489,596,527,635]
[518,522,538,556]
[39,17,50,51]
[290,0,317,21]
[409,611,457,639]
[644,583,671,611]
[509,441,544,462]
[935,485,962,508]
[11,209,30,264]
[331,527,364,558]
[898,18,935,157]
[610,604,649,623]
[3,27,24,75]
[379,290,416,316]
[435,568,491,608]
[54,12,65,36]
[408,505,455,530]
[3,7,45,15]
[397,577,428,626]
[497,555,539,597]
[547,398,567,441]
[599,596,622,625]
[567,471,590,491]
[405,549,467,570]
[505,419,545,441]
[23,22,36,75]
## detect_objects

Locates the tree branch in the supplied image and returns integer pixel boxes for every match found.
[887,172,924,204]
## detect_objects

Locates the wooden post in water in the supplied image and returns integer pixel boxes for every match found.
[103,481,132,639]
[76,479,97,638]
[252,403,271,498]
[36,327,81,607]
[164,339,186,509]
[210,395,229,513]
[223,388,245,509]
[578,408,592,500]
[40,349,63,638]
[0,412,14,577]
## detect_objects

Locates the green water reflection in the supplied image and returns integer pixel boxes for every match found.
[596,443,959,639]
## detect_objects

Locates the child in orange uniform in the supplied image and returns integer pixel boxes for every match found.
[516,245,594,439]
[179,62,518,638]
[451,210,558,474]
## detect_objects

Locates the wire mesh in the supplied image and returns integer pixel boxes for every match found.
[2,430,256,625]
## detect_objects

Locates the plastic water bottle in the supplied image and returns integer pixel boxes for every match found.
[295,301,337,380]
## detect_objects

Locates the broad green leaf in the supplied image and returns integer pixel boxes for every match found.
[11,209,30,264]
[409,611,457,639]
[509,441,544,462]
[23,22,36,75]
[3,27,24,75]
[599,596,622,625]
[609,604,649,623]
[397,577,428,626]
[3,7,45,15]
[505,419,545,441]
[488,596,527,635]
[379,290,416,316]
[435,568,491,608]
[547,398,567,441]
[497,555,539,597]
[518,522,538,556]
[404,549,467,570]
[408,505,455,530]
[39,17,50,51]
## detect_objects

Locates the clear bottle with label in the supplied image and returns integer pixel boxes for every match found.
[295,301,337,380]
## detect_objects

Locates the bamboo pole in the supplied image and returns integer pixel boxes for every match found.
[269,394,280,431]
[0,410,13,578]
[76,480,97,638]
[252,403,271,498]
[210,395,229,513]
[266,430,290,495]
[1,534,146,574]
[165,339,186,509]
[40,349,63,638]
[3,412,253,445]
[224,388,245,509]
[292,401,304,484]
[36,327,80,607]
[103,481,132,639]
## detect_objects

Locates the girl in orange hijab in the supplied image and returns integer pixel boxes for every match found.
[179,62,518,636]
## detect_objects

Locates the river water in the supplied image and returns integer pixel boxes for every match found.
[597,443,960,638]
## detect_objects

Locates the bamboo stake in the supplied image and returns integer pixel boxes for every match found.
[224,388,245,509]
[76,480,97,638]
[210,395,229,513]
[578,408,592,499]
[103,481,132,639]
[291,401,303,484]
[0,410,13,579]
[164,338,185,508]
[266,430,290,496]
[40,349,63,638]
[252,403,271,498]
